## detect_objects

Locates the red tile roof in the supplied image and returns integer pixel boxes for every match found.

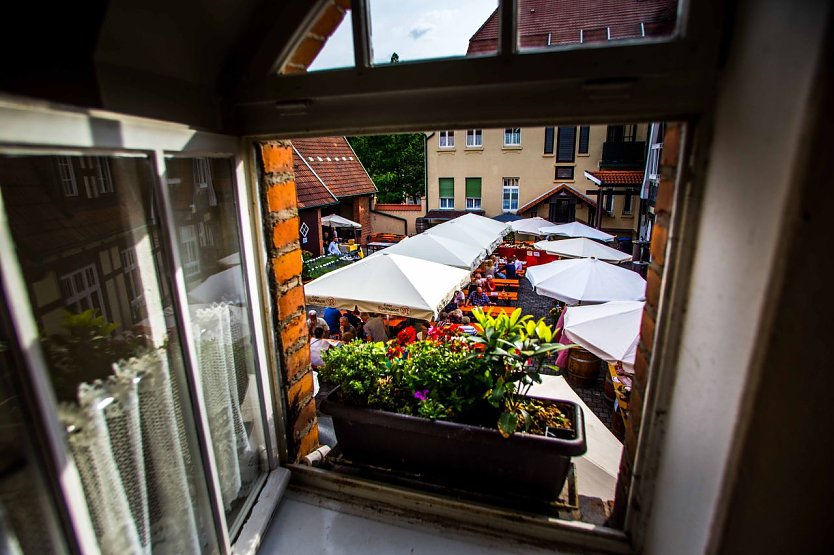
[518,183,597,214]
[292,137,377,199]
[292,147,338,209]
[468,0,677,55]
[374,203,423,212]
[585,170,644,185]
[424,210,485,220]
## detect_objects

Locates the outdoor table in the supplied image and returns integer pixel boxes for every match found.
[492,279,520,288]
[488,291,518,303]
[459,305,518,317]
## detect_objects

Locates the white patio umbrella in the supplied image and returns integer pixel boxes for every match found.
[304,253,470,321]
[454,212,512,237]
[563,301,645,368]
[371,233,485,270]
[534,237,632,262]
[424,219,497,254]
[539,221,615,242]
[509,217,554,236]
[525,257,646,305]
[321,214,362,228]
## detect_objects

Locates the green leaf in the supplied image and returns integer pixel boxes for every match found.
[497,412,518,438]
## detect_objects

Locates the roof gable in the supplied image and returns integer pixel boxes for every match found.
[292,147,338,209]
[518,183,597,214]
[292,137,377,199]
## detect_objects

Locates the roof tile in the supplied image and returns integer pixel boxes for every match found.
[586,170,644,185]
[292,137,377,199]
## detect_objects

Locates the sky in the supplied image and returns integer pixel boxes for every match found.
[308,0,499,71]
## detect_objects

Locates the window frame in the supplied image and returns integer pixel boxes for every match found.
[0,100,288,555]
[438,130,455,149]
[502,177,519,212]
[438,177,455,209]
[503,128,521,147]
[555,166,575,180]
[556,126,577,163]
[465,129,483,148]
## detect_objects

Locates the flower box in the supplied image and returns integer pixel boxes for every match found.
[320,387,586,500]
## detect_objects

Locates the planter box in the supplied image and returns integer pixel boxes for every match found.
[320,389,586,500]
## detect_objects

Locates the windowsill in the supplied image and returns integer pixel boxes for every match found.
[464,146,484,151]
[554,179,576,183]
[502,145,522,150]
[542,153,555,158]
[577,153,590,157]
[437,147,456,152]
[622,213,634,219]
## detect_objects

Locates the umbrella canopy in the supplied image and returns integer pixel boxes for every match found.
[525,257,646,305]
[424,220,497,254]
[453,212,512,238]
[304,253,470,321]
[321,214,362,228]
[510,217,555,236]
[534,237,632,262]
[539,221,615,242]
[492,212,523,222]
[371,233,485,270]
[563,301,645,366]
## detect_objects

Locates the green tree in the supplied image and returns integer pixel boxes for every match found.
[348,134,425,203]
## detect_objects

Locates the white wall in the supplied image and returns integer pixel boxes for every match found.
[643,0,831,553]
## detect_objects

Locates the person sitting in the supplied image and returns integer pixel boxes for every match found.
[341,331,356,342]
[364,312,388,342]
[327,237,341,255]
[504,257,518,279]
[436,311,450,327]
[307,310,329,338]
[483,276,497,293]
[467,286,491,306]
[472,272,487,288]
[453,289,466,305]
[309,327,330,368]
[323,306,342,337]
[339,315,356,339]
[514,257,524,274]
[449,309,464,324]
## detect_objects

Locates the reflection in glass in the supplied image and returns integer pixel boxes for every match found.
[305,3,356,73]
[0,154,217,553]
[164,157,267,530]
[0,326,67,554]
[513,0,679,53]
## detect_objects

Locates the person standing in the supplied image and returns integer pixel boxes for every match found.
[323,306,342,336]
[364,313,388,342]
[327,237,341,255]
[307,310,329,338]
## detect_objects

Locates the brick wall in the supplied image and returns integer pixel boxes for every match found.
[352,195,372,245]
[259,140,319,462]
[610,122,681,526]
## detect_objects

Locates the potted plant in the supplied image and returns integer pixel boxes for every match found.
[319,309,586,501]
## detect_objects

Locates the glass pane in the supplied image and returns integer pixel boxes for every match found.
[0,153,219,553]
[297,1,355,73]
[370,0,499,65]
[0,317,68,554]
[164,157,268,531]
[517,0,679,53]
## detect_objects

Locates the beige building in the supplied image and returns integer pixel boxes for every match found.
[425,124,648,237]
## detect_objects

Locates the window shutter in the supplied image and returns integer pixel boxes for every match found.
[465,177,481,198]
[439,178,454,197]
[557,127,576,162]
[544,127,555,154]
[578,126,590,154]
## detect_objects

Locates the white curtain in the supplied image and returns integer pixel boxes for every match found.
[191,302,254,510]
[60,350,201,555]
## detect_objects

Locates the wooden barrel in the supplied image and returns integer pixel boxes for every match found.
[567,347,601,388]
[604,368,616,403]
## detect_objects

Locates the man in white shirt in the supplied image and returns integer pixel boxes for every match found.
[309,326,331,367]
[363,313,388,342]
[327,238,341,255]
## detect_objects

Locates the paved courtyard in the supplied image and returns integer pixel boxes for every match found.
[514,276,615,432]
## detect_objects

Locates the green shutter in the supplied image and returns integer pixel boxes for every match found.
[439,178,454,197]
[465,177,482,198]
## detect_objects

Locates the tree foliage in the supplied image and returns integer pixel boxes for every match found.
[348,134,425,204]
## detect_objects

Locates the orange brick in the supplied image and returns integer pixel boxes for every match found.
[278,284,306,321]
[646,265,662,309]
[266,180,299,214]
[660,123,681,168]
[296,425,320,461]
[655,176,676,215]
[272,216,301,250]
[292,399,318,438]
[633,345,651,392]
[282,342,311,382]
[310,3,347,38]
[273,248,303,283]
[287,370,315,408]
[640,309,656,349]
[649,223,668,266]
[260,143,293,174]
[281,312,308,344]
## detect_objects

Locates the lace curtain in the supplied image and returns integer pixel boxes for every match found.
[60,302,255,554]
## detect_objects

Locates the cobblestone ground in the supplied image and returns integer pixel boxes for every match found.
[515,277,614,431]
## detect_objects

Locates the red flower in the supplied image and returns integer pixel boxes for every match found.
[397,326,417,345]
